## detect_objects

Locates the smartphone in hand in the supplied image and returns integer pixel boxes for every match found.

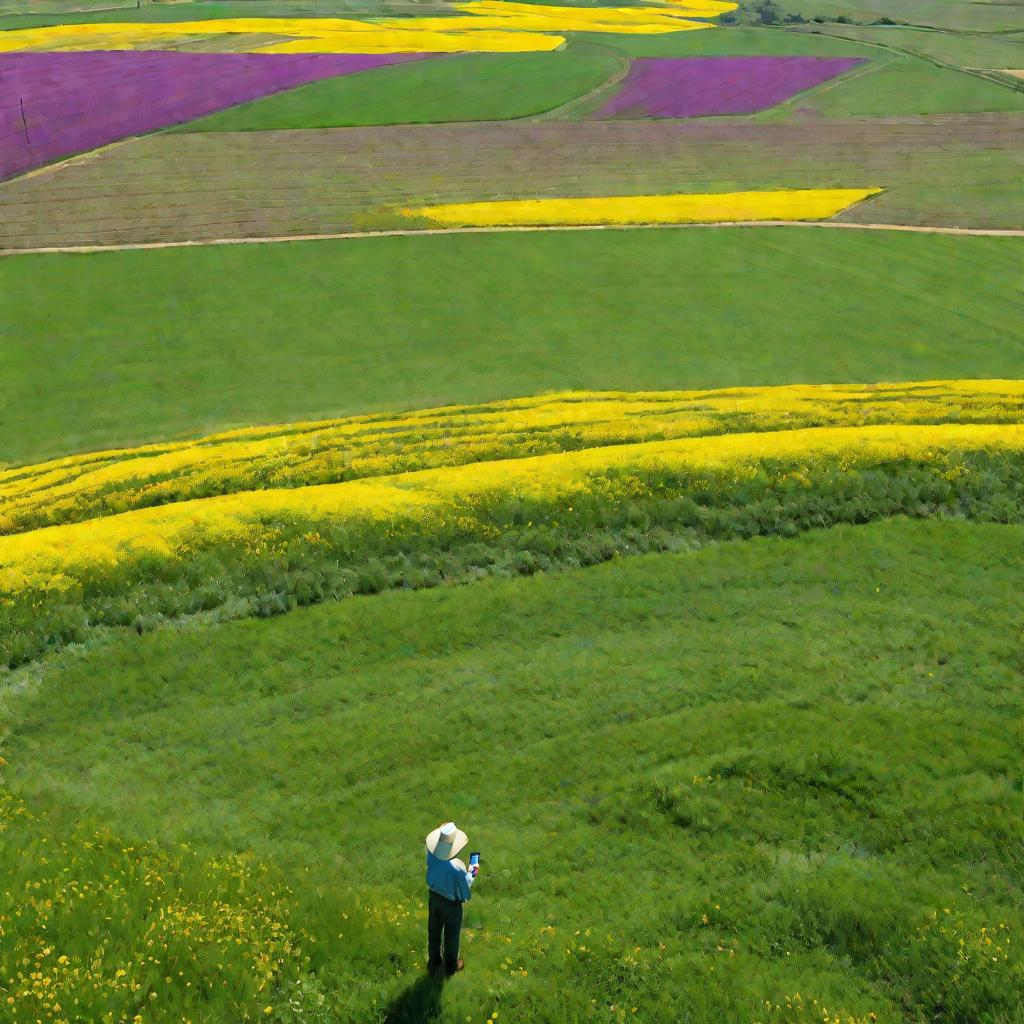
[469,852,480,874]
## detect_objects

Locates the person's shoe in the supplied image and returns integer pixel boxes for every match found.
[427,963,443,979]
[446,959,465,976]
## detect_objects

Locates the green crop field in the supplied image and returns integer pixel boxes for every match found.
[757,54,1024,116]
[796,23,1024,70]
[3,230,1022,465]
[178,50,623,131]
[2,1,1023,1021]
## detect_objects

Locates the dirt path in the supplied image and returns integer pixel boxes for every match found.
[2,219,1021,257]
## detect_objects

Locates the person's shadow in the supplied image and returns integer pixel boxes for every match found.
[383,973,445,1024]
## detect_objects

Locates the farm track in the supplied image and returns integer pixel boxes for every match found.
[2,219,1022,257]
[1,112,1021,247]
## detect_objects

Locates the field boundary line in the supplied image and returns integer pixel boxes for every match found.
[6,133,141,185]
[759,52,901,120]
[3,220,1022,257]
[770,24,1024,96]
[530,51,632,122]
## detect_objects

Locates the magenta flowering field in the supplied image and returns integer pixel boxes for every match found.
[0,51,428,181]
[595,56,863,119]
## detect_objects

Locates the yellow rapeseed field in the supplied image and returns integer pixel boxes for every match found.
[2,421,1022,600]
[3,380,1022,535]
[401,189,884,227]
[2,381,1021,668]
[0,0,730,54]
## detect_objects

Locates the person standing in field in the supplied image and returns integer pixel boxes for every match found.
[425,821,479,977]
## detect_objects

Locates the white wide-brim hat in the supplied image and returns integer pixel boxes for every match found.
[425,821,468,861]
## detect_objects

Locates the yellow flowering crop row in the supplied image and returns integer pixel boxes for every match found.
[2,422,1022,602]
[400,188,884,228]
[0,20,565,54]
[0,0,729,54]
[3,380,1021,536]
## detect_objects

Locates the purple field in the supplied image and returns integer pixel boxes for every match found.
[595,56,864,119]
[0,51,428,181]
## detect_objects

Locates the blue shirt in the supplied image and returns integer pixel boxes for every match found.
[426,851,475,903]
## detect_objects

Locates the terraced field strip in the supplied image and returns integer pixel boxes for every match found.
[1,113,1020,247]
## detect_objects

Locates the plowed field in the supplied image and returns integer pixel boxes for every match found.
[1,112,1020,247]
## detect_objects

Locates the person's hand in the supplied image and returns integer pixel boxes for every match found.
[470,864,479,877]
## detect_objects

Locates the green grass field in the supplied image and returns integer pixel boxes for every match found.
[178,50,622,131]
[759,54,1024,116]
[2,230,1022,465]
[795,22,1024,69]
[4,518,1022,1022]
[40,23,1015,134]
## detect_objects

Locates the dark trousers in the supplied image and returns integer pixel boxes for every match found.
[427,890,463,972]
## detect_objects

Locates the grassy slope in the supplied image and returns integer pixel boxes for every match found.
[177,50,622,132]
[1,230,1021,465]
[4,518,1023,1022]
